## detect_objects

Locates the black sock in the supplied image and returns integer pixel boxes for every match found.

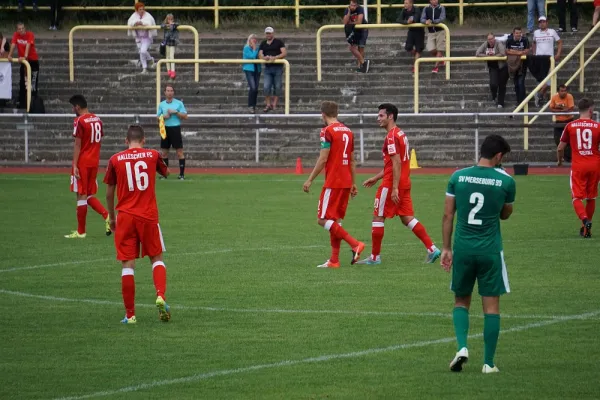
[162,158,169,167]
[179,158,185,177]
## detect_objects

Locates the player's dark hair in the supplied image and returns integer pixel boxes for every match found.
[69,94,87,109]
[321,101,339,118]
[513,27,522,33]
[480,135,511,160]
[378,103,398,122]
[164,84,175,91]
[559,84,568,91]
[578,98,594,112]
[127,124,145,142]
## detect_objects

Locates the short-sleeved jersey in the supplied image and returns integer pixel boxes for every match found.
[344,5,369,24]
[533,28,560,56]
[320,121,354,189]
[73,113,103,168]
[446,166,516,254]
[11,31,38,61]
[103,148,168,223]
[560,119,600,170]
[381,126,411,189]
[157,99,187,127]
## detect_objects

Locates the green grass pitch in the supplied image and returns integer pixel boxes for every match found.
[1,173,599,399]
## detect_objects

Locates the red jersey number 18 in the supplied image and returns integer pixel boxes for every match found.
[125,161,149,192]
[91,122,102,143]
[576,128,592,150]
[342,133,349,165]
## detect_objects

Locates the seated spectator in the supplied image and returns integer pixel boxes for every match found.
[505,27,530,107]
[531,16,562,107]
[421,0,446,74]
[161,13,179,80]
[476,33,508,109]
[127,2,157,74]
[243,34,261,114]
[343,0,370,73]
[398,0,424,73]
[549,84,574,162]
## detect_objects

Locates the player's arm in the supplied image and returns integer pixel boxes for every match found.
[557,140,567,166]
[303,148,329,193]
[106,184,116,229]
[176,104,188,120]
[72,136,82,179]
[555,38,563,60]
[343,8,350,24]
[500,203,513,220]
[354,12,364,25]
[441,194,456,272]
[157,156,170,178]
[363,170,384,188]
[350,151,358,198]
[391,154,401,204]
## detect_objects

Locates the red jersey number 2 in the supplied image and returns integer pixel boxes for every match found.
[342,133,350,165]
[125,161,149,192]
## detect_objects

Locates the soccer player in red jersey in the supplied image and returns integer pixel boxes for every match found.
[303,101,365,268]
[104,125,170,324]
[64,95,111,239]
[357,103,441,265]
[558,97,600,238]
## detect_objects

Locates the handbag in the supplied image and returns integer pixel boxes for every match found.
[159,42,166,57]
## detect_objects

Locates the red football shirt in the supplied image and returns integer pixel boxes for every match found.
[381,126,411,189]
[320,121,354,188]
[11,31,38,61]
[73,113,103,168]
[560,118,600,170]
[103,148,168,223]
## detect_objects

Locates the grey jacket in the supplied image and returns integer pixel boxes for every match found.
[476,40,507,69]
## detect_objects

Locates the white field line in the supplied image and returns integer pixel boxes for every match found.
[53,309,600,400]
[0,289,587,321]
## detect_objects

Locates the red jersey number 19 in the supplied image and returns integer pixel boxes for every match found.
[576,128,592,150]
[91,122,102,143]
[125,161,149,192]
[342,133,349,165]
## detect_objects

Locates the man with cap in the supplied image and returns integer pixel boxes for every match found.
[258,27,287,113]
[532,16,561,105]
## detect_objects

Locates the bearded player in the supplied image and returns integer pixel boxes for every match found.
[303,101,365,268]
[104,125,170,324]
[65,94,111,239]
[357,103,440,265]
[558,97,600,238]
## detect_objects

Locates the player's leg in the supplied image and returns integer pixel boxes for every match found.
[115,212,139,324]
[141,220,170,321]
[449,252,476,372]
[120,260,137,324]
[357,186,390,265]
[84,167,111,235]
[317,188,364,266]
[477,252,510,373]
[583,171,599,237]
[398,190,440,262]
[176,148,185,179]
[570,170,591,235]
[160,135,171,178]
[66,167,88,238]
[171,126,185,179]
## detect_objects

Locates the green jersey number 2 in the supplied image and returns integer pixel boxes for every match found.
[468,192,484,225]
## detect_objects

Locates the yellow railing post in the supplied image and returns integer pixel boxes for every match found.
[377,0,382,24]
[295,0,301,28]
[459,0,464,25]
[69,25,199,82]
[156,59,291,114]
[0,59,32,112]
[580,46,585,93]
[316,23,450,81]
[214,0,219,29]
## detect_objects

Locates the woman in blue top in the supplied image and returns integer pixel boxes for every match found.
[242,34,261,113]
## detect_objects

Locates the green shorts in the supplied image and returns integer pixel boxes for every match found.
[451,251,511,297]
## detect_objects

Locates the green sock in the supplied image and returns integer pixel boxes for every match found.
[484,314,501,367]
[453,307,469,351]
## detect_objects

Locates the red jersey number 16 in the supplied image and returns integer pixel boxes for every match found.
[125,161,149,192]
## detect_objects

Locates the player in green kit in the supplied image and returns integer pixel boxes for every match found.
[441,135,516,374]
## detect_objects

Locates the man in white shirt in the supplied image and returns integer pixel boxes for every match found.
[532,16,562,105]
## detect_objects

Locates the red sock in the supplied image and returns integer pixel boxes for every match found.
[152,261,167,299]
[326,220,359,248]
[586,199,596,221]
[87,196,109,219]
[371,221,385,259]
[407,218,435,252]
[330,231,342,263]
[76,200,87,234]
[573,199,588,221]
[121,268,136,318]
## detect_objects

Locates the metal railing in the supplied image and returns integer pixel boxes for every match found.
[317,23,451,81]
[69,25,200,82]
[0,59,32,112]
[155,59,291,115]
[414,55,556,150]
[1,111,593,165]
[4,0,595,27]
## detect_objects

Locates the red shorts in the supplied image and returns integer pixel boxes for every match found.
[70,166,99,196]
[373,186,414,218]
[317,188,351,220]
[570,169,600,200]
[114,212,165,261]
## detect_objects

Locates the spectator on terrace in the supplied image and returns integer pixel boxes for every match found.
[344,0,370,73]
[476,33,508,109]
[557,0,578,32]
[595,1,600,28]
[549,84,574,162]
[128,2,157,74]
[531,16,561,106]
[49,0,62,30]
[7,22,40,110]
[258,27,287,113]
[0,33,10,109]
[399,0,424,73]
[243,34,261,114]
[17,0,37,12]
[421,0,446,74]
[527,0,546,33]
[161,13,179,80]
[505,27,530,107]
